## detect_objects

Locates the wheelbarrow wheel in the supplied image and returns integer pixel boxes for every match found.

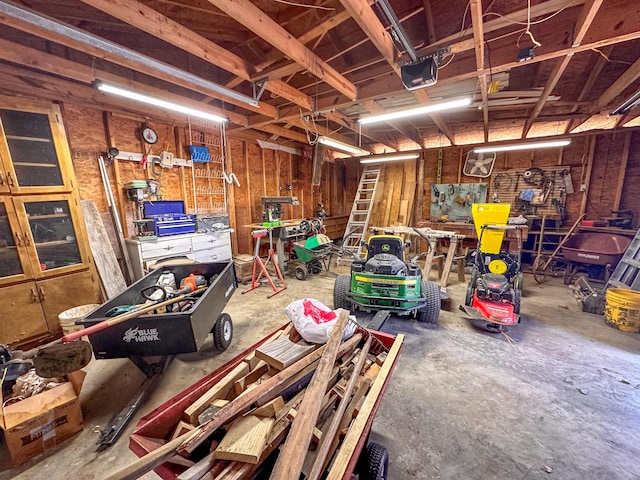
[295,265,308,281]
[212,313,233,351]
[417,280,440,324]
[360,442,389,480]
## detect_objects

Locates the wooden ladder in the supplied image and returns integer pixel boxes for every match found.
[605,229,640,290]
[339,166,381,260]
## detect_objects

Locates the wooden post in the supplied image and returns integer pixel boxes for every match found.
[269,311,350,480]
[457,148,463,183]
[612,131,631,211]
[415,155,425,225]
[226,138,239,254]
[102,112,128,238]
[579,135,596,216]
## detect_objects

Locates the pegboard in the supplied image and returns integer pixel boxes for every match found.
[489,167,573,217]
[429,183,487,221]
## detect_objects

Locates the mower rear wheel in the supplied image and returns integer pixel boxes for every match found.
[465,269,478,306]
[295,265,308,281]
[418,280,440,324]
[333,274,351,310]
[213,313,233,351]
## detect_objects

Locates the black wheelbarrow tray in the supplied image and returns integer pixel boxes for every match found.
[79,261,237,359]
[78,261,237,448]
[129,324,404,480]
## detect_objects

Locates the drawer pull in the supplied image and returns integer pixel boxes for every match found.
[38,287,46,301]
[30,288,38,303]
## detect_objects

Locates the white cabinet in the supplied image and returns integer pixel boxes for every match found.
[125,230,232,280]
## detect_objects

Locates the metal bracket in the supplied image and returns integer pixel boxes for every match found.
[253,80,268,103]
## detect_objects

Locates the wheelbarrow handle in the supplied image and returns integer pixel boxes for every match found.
[61,288,206,343]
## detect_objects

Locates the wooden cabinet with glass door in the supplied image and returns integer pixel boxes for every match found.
[0,96,100,346]
[0,97,75,194]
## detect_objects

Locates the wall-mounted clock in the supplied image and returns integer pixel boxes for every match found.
[142,127,158,145]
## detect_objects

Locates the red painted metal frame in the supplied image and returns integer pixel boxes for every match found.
[471,292,517,325]
[129,324,401,480]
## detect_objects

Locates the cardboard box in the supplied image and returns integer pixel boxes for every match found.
[233,254,254,282]
[1,370,85,466]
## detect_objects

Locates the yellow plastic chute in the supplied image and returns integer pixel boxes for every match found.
[472,203,511,254]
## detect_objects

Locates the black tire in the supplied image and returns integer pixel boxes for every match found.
[361,442,389,480]
[418,280,441,324]
[513,287,522,315]
[212,313,233,351]
[295,265,308,281]
[465,269,478,306]
[334,274,351,310]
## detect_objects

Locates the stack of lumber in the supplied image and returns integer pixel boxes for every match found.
[106,313,404,480]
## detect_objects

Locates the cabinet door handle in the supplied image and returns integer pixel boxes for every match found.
[6,172,14,187]
[14,232,22,247]
[0,171,5,185]
[30,288,39,303]
[23,233,31,246]
[38,287,46,302]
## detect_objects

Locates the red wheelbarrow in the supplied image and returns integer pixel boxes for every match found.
[129,324,403,480]
[561,233,631,284]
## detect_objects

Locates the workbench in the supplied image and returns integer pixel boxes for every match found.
[416,220,528,252]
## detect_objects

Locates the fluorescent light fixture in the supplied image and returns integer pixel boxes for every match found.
[358,97,472,125]
[611,90,640,115]
[318,136,367,155]
[95,81,228,123]
[474,139,571,153]
[360,153,419,164]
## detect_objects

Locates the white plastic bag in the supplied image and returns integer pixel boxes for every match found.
[284,298,356,344]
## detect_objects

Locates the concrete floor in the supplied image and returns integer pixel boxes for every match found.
[2,266,640,479]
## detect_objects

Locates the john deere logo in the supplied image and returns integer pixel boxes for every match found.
[382,244,390,252]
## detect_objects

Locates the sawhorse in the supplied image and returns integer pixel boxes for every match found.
[242,229,286,298]
[415,228,466,287]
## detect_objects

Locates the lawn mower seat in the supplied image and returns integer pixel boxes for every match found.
[366,235,406,261]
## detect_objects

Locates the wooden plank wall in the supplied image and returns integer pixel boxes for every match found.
[54,96,640,263]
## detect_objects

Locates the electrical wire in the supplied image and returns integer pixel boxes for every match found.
[482,0,577,26]
[274,0,334,10]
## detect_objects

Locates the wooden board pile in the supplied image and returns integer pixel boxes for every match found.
[107,311,403,480]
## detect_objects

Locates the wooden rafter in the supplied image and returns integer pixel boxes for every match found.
[571,56,640,132]
[206,0,357,101]
[469,0,488,142]
[422,0,436,45]
[78,0,314,112]
[338,0,454,145]
[521,0,603,138]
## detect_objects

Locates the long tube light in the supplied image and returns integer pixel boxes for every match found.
[95,81,228,123]
[358,97,472,125]
[318,136,367,155]
[473,139,571,153]
[360,153,419,164]
[0,2,259,109]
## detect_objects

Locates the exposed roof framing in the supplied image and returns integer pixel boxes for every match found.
[0,0,638,150]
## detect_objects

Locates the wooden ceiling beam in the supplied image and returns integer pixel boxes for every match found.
[338,0,453,145]
[78,0,313,112]
[0,1,279,118]
[321,111,399,150]
[570,56,640,131]
[469,0,489,143]
[522,0,603,138]
[205,0,357,101]
[0,39,250,127]
[422,0,437,45]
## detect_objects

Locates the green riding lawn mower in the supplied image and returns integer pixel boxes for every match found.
[333,234,441,324]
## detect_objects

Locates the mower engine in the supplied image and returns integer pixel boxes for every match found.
[476,273,513,302]
[365,254,408,276]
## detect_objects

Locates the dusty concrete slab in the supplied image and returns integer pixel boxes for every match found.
[1,267,639,479]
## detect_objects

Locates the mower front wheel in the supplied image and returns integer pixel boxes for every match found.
[359,442,389,480]
[334,274,351,310]
[418,280,441,324]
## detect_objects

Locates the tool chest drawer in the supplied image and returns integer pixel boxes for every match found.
[126,230,233,281]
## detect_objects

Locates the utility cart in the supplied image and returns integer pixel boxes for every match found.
[79,261,237,448]
[129,324,403,480]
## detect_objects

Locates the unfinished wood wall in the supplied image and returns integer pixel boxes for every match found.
[40,96,640,266]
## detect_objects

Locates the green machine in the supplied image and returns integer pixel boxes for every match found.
[333,234,441,323]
